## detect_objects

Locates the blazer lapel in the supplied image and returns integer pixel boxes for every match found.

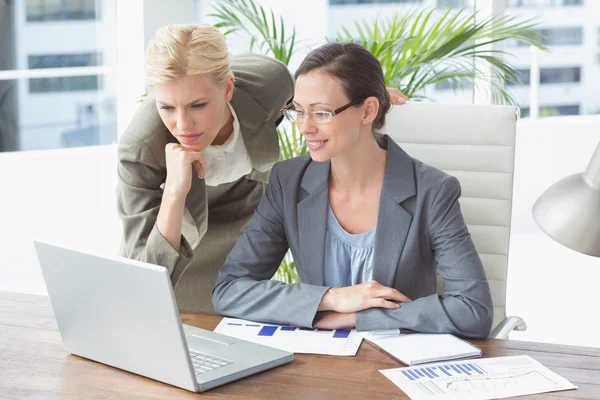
[372,138,417,288]
[297,160,331,286]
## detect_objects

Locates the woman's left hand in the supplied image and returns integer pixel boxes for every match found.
[386,87,408,105]
[314,312,356,330]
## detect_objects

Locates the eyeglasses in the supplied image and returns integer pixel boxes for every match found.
[281,98,364,125]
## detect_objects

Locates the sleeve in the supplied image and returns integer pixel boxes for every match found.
[355,176,494,338]
[116,123,195,281]
[212,163,330,328]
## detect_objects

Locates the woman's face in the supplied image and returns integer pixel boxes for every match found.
[293,70,375,162]
[153,74,234,151]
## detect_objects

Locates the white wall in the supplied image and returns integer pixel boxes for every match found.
[507,115,600,347]
[0,145,121,294]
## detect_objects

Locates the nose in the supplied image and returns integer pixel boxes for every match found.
[297,115,317,136]
[176,110,193,132]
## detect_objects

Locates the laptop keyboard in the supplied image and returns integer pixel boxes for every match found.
[189,351,233,376]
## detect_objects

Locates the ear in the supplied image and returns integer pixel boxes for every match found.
[224,75,235,102]
[361,96,380,125]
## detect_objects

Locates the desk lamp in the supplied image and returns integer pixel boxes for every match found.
[532,142,600,257]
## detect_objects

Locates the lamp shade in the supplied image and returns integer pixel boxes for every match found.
[532,142,600,257]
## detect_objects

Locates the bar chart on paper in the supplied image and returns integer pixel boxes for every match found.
[214,317,362,356]
[380,355,576,400]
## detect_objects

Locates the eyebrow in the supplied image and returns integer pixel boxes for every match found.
[292,101,332,108]
[157,98,208,106]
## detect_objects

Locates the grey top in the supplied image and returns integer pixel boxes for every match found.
[213,137,493,338]
[324,205,376,287]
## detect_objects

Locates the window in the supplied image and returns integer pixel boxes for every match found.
[29,53,102,69]
[510,27,583,47]
[506,69,531,86]
[29,76,101,93]
[329,0,422,5]
[506,0,582,7]
[539,27,583,46]
[519,104,580,117]
[435,78,473,91]
[506,0,554,6]
[505,67,580,85]
[26,0,99,22]
[540,66,581,84]
[438,0,467,7]
[1,0,117,152]
[28,53,103,93]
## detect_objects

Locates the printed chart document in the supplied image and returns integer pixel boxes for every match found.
[214,317,362,356]
[361,332,482,365]
[379,355,577,400]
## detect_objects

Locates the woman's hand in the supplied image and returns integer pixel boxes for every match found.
[386,87,409,105]
[156,143,206,252]
[163,143,207,197]
[318,281,411,314]
[314,312,356,330]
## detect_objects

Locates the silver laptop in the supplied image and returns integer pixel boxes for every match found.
[33,239,293,392]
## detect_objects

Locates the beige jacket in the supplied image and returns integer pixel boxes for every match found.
[117,53,294,312]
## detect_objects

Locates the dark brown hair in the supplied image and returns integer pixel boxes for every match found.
[294,42,391,142]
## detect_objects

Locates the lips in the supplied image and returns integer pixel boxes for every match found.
[306,139,328,151]
[179,134,202,143]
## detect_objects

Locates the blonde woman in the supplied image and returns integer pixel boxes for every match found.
[117,24,295,313]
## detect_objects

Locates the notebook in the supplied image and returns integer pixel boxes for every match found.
[360,332,482,366]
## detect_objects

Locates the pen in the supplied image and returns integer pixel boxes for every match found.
[371,328,400,336]
[370,328,417,336]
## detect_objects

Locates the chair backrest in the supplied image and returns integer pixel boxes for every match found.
[383,102,518,331]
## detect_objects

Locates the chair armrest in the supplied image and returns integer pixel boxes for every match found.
[489,316,527,339]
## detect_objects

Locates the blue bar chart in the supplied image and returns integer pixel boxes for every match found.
[215,318,362,356]
[400,362,487,381]
[227,322,351,339]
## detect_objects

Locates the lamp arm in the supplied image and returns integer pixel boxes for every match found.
[583,142,600,188]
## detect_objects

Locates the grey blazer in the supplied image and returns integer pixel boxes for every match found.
[117,53,294,313]
[213,137,494,338]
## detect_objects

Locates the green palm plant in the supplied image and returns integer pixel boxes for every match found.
[277,121,307,160]
[336,8,546,103]
[210,0,296,65]
[210,0,305,284]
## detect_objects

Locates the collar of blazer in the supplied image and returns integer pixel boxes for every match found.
[297,136,417,287]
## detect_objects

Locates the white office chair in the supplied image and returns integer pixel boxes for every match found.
[383,102,526,339]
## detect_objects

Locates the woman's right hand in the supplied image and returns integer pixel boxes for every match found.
[163,143,207,197]
[318,281,411,314]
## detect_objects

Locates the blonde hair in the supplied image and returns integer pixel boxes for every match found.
[145,24,232,87]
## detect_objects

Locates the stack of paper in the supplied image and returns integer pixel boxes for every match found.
[361,332,482,365]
